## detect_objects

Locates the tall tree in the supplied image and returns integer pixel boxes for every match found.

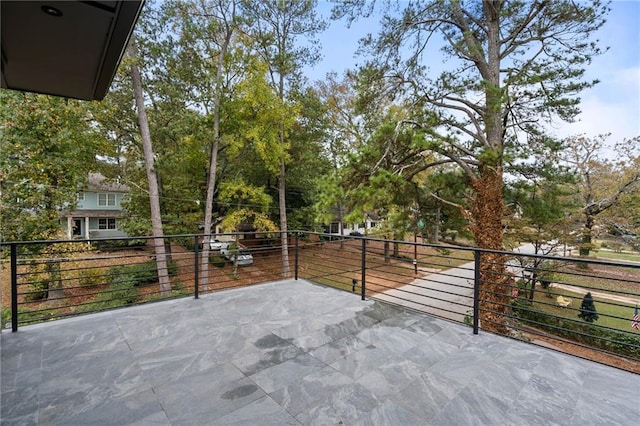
[166,0,244,291]
[130,46,171,296]
[333,0,608,332]
[313,72,369,238]
[0,91,103,242]
[562,134,640,257]
[242,0,327,277]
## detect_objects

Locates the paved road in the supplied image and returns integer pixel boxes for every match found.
[375,244,639,321]
[375,261,476,322]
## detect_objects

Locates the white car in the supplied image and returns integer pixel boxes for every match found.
[220,244,253,266]
[209,239,226,251]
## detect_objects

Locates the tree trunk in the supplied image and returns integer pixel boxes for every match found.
[468,2,509,334]
[131,60,171,295]
[471,167,509,334]
[338,200,344,249]
[580,214,594,257]
[46,259,64,300]
[200,16,233,293]
[433,203,441,242]
[278,68,290,278]
[279,155,290,277]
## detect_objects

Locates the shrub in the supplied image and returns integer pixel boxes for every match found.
[209,254,226,268]
[512,299,640,358]
[577,292,599,323]
[79,268,108,287]
[108,260,178,287]
[1,307,11,329]
[95,275,138,306]
[23,274,49,301]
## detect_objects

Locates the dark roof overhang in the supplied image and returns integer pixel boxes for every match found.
[1,1,144,100]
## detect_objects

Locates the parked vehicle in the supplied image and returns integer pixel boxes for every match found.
[220,243,253,266]
[209,239,226,251]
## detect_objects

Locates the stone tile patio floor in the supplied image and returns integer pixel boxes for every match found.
[2,279,638,425]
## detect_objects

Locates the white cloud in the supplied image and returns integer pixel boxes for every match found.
[550,66,640,144]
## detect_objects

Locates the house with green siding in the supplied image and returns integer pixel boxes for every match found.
[62,173,129,239]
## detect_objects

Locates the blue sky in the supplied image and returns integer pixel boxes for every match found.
[307,1,640,145]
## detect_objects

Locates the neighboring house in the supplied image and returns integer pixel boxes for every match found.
[323,212,382,236]
[62,173,129,239]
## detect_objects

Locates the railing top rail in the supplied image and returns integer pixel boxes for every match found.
[3,230,640,271]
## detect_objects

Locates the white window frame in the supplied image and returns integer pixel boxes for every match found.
[98,193,116,207]
[98,218,117,230]
[77,191,85,201]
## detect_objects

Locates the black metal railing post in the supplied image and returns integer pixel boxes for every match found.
[194,236,199,299]
[473,249,480,335]
[361,238,366,301]
[11,243,18,332]
[294,233,299,280]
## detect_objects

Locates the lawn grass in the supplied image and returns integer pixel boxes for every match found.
[592,249,640,263]
[530,288,640,333]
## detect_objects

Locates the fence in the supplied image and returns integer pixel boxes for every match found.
[2,231,639,370]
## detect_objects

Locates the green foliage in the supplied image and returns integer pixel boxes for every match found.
[578,292,600,323]
[1,307,12,329]
[79,268,108,287]
[209,254,226,268]
[23,273,50,302]
[512,299,638,358]
[0,91,106,242]
[108,260,178,287]
[97,278,139,306]
[93,239,148,251]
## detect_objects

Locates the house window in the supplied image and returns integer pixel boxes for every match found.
[77,191,85,201]
[98,218,117,230]
[98,193,116,207]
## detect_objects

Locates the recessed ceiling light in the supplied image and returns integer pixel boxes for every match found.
[41,5,63,17]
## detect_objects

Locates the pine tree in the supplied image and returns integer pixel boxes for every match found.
[578,292,599,323]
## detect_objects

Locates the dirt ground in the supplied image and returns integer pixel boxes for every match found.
[529,331,640,374]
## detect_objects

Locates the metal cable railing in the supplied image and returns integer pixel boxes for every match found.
[2,231,639,371]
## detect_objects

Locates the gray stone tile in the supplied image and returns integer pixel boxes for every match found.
[388,370,465,422]
[579,363,640,414]
[533,351,590,388]
[569,390,638,425]
[0,412,38,426]
[249,352,327,394]
[354,399,425,426]
[136,348,229,388]
[503,373,581,425]
[401,338,458,370]
[356,325,429,354]
[404,315,444,337]
[309,334,370,365]
[269,366,355,416]
[2,278,638,426]
[154,362,265,424]
[466,361,532,407]
[357,358,425,398]
[294,382,381,425]
[0,386,39,422]
[38,348,151,423]
[268,317,331,340]
[43,389,168,426]
[232,335,304,376]
[430,385,510,425]
[330,345,398,380]
[291,327,336,352]
[428,345,492,386]
[213,396,299,425]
